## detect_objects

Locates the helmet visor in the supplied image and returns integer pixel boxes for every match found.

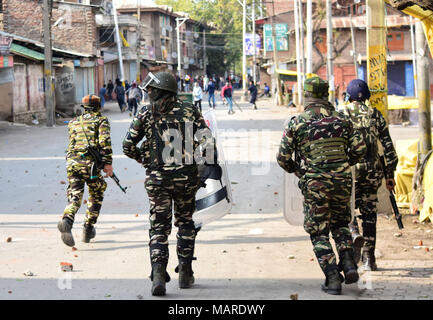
[140,72,160,93]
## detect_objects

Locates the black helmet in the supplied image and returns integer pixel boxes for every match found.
[141,72,177,94]
[346,79,370,101]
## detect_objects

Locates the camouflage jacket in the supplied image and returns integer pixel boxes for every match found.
[277,100,366,181]
[338,101,398,179]
[122,99,215,172]
[66,111,113,165]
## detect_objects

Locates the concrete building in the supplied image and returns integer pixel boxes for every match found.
[0,0,103,121]
[254,0,433,102]
[98,1,210,86]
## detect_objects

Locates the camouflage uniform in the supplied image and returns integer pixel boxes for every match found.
[339,100,398,256]
[277,78,366,289]
[63,110,112,224]
[122,87,214,270]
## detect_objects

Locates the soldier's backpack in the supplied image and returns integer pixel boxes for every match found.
[344,102,378,165]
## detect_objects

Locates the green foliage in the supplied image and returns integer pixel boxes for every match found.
[156,0,249,76]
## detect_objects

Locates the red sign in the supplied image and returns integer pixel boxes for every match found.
[0,56,13,68]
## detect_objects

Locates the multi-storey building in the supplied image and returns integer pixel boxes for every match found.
[0,0,104,121]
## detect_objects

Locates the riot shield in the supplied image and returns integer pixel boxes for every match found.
[194,109,233,227]
[283,172,304,226]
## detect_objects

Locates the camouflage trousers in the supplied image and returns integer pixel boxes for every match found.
[63,162,107,225]
[302,177,354,275]
[145,168,200,267]
[352,166,383,253]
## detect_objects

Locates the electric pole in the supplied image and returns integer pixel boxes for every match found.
[242,0,247,99]
[410,16,417,97]
[271,0,283,105]
[415,20,432,160]
[326,0,334,104]
[43,0,55,127]
[294,0,302,106]
[306,0,313,74]
[112,0,125,84]
[349,10,359,78]
[203,29,207,76]
[136,0,141,83]
[298,0,305,104]
[252,0,257,84]
[176,17,188,79]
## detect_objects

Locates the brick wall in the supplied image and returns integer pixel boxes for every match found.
[3,0,96,55]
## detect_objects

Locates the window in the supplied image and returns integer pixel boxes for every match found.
[0,0,3,13]
[387,32,404,51]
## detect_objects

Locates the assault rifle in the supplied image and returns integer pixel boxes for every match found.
[380,156,404,229]
[84,145,128,194]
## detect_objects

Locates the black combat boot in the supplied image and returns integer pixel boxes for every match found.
[339,250,360,284]
[362,250,377,271]
[57,217,75,247]
[151,264,169,296]
[349,220,365,265]
[82,222,96,243]
[321,269,344,295]
[176,262,195,289]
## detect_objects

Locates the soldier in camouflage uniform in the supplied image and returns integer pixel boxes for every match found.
[277,77,367,295]
[338,79,398,271]
[58,95,113,247]
[122,72,216,296]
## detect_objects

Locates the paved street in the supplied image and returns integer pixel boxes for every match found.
[1,94,432,300]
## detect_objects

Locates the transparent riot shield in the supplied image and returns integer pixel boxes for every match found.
[194,109,233,227]
[283,172,304,226]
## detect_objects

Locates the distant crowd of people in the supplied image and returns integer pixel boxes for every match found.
[98,73,274,116]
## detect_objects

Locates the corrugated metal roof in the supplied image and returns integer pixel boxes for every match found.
[10,43,63,63]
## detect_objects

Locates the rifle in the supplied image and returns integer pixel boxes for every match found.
[84,145,128,194]
[380,156,403,229]
[79,116,127,193]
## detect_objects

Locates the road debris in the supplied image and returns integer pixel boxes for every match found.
[23,270,34,276]
[290,294,298,300]
[248,228,263,235]
[393,232,403,238]
[287,255,296,259]
[72,247,77,251]
[60,180,66,184]
[6,237,12,243]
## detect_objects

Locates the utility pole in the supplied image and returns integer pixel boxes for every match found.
[43,0,55,127]
[306,0,313,74]
[203,29,207,76]
[242,0,247,100]
[298,0,305,104]
[415,20,432,160]
[366,0,388,121]
[349,11,359,78]
[252,0,257,84]
[176,16,188,79]
[326,0,334,104]
[271,0,283,105]
[294,0,302,106]
[136,0,141,83]
[410,16,417,98]
[112,0,125,84]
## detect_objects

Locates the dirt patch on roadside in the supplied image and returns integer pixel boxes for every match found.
[376,214,433,260]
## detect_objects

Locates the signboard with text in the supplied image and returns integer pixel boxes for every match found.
[264,24,288,52]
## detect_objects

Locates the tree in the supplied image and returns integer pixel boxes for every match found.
[311,0,352,73]
[156,0,246,76]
